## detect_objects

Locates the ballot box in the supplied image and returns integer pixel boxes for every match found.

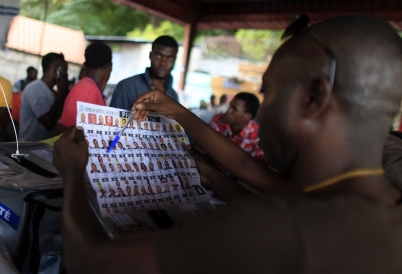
[0,142,63,274]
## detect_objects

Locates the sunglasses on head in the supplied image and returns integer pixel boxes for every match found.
[281,14,336,89]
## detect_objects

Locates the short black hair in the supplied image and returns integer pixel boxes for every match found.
[152,35,178,50]
[27,66,37,73]
[42,53,64,73]
[84,42,112,69]
[234,92,260,118]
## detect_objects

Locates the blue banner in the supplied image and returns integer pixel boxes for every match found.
[0,202,20,230]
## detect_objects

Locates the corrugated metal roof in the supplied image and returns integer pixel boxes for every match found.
[6,16,86,64]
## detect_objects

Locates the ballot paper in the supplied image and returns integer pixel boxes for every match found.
[77,102,210,217]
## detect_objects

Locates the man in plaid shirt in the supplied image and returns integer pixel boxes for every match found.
[209,92,264,162]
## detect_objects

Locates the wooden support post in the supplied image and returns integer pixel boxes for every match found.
[178,21,197,91]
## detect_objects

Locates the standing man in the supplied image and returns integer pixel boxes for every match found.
[110,35,179,110]
[19,53,69,141]
[13,66,38,93]
[59,42,112,130]
[209,92,264,161]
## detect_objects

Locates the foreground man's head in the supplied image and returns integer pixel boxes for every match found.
[258,15,402,187]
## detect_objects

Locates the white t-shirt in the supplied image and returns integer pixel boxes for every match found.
[19,79,56,141]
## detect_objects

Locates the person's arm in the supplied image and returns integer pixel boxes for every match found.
[133,90,289,193]
[38,76,69,130]
[53,128,161,274]
[189,146,253,202]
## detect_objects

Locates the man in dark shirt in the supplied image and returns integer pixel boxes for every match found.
[13,66,37,92]
[53,15,402,273]
[110,35,179,110]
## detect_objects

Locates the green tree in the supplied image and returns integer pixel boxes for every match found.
[20,0,65,21]
[20,0,150,36]
[127,21,185,42]
[235,29,283,61]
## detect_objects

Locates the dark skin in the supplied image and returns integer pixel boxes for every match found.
[54,86,399,273]
[224,98,252,136]
[27,68,38,82]
[133,53,400,205]
[22,68,37,90]
[54,17,402,273]
[39,59,70,130]
[133,91,287,193]
[149,44,177,92]
[190,146,253,202]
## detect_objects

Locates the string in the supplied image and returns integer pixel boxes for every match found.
[303,168,385,193]
[0,82,28,158]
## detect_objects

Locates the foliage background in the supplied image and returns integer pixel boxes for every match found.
[20,0,282,61]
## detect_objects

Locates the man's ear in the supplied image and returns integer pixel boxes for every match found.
[149,51,152,60]
[300,76,332,119]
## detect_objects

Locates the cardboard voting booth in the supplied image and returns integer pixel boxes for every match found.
[0,142,63,274]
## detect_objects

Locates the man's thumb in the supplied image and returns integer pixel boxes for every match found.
[135,102,154,111]
[74,127,85,142]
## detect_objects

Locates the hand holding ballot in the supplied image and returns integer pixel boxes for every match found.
[53,127,88,179]
[132,89,287,193]
[133,89,187,122]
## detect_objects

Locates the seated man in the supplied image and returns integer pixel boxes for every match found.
[19,53,69,141]
[53,15,402,273]
[110,35,179,110]
[209,92,264,162]
[58,42,112,130]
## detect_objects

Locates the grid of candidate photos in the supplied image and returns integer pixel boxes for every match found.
[77,102,209,216]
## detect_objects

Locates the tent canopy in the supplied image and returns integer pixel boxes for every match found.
[115,0,402,89]
[116,0,402,30]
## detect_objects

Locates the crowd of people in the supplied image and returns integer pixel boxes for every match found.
[1,13,402,273]
[0,35,180,143]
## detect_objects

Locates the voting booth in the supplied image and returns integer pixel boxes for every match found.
[0,141,215,274]
[0,142,64,274]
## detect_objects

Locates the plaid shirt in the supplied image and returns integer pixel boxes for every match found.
[209,114,265,161]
